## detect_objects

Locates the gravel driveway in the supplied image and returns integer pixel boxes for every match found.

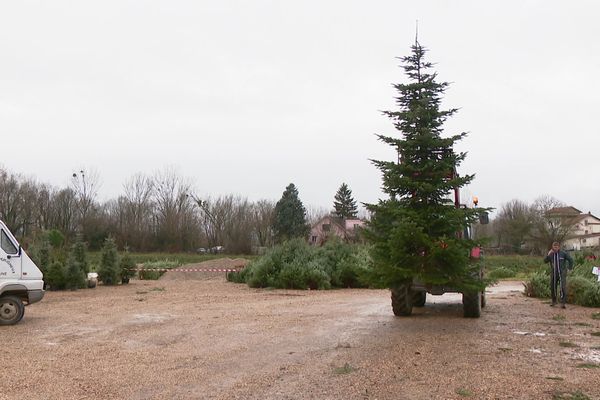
[2,272,599,400]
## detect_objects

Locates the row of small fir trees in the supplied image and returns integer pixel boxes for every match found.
[31,234,136,290]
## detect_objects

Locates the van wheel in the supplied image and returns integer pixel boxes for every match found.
[0,296,25,325]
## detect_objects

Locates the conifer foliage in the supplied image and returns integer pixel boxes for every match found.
[365,41,485,292]
[98,236,120,285]
[333,183,358,219]
[272,183,309,243]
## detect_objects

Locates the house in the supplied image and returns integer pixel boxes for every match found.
[545,206,600,250]
[562,210,600,250]
[309,215,365,246]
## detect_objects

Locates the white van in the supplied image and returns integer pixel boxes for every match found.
[0,220,44,325]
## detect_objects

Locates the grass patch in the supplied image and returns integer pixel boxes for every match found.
[333,363,355,375]
[573,322,592,327]
[545,376,564,381]
[88,251,255,267]
[553,391,591,400]
[553,314,566,321]
[559,341,579,348]
[590,331,600,337]
[576,363,599,369]
[592,312,600,320]
[150,287,165,292]
[456,388,473,397]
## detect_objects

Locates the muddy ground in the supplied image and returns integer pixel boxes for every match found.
[2,265,599,400]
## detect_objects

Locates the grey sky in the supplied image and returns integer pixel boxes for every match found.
[1,1,599,216]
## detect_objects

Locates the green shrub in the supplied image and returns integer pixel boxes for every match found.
[485,255,544,277]
[137,260,179,280]
[64,256,86,290]
[581,285,600,307]
[525,264,600,307]
[240,239,371,290]
[70,235,90,274]
[567,276,595,305]
[98,237,120,285]
[119,247,136,284]
[46,261,66,290]
[47,229,65,248]
[227,267,249,283]
[488,266,517,280]
[524,269,550,298]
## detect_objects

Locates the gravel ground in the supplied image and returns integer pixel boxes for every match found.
[2,265,599,400]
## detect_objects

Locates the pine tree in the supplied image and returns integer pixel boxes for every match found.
[365,41,486,294]
[71,234,90,274]
[272,183,309,243]
[98,236,120,285]
[119,246,136,284]
[333,183,358,219]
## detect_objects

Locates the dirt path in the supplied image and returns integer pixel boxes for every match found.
[1,275,599,400]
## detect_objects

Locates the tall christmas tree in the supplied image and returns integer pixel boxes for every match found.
[365,40,486,306]
[272,183,310,243]
[333,183,358,219]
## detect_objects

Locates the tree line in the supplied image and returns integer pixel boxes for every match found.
[0,166,361,253]
[478,195,584,254]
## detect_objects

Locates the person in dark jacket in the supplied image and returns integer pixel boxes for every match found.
[543,242,574,308]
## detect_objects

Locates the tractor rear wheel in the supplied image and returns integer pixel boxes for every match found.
[391,284,413,316]
[462,291,481,318]
[412,291,426,307]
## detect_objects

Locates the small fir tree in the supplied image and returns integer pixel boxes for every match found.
[119,246,136,284]
[64,255,86,290]
[98,237,120,285]
[46,261,66,290]
[333,183,358,219]
[365,40,487,293]
[31,235,52,277]
[272,183,310,243]
[71,234,90,274]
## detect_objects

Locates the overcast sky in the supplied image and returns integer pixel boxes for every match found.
[1,1,598,216]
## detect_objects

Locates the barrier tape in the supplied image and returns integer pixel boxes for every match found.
[132,268,242,272]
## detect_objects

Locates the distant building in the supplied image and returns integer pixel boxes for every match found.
[562,210,600,250]
[309,215,365,246]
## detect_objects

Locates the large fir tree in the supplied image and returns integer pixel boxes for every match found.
[272,183,309,243]
[333,183,358,219]
[366,41,486,294]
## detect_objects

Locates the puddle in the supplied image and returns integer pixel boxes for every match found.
[513,331,546,337]
[130,313,172,324]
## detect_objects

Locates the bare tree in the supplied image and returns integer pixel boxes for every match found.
[305,204,330,226]
[251,199,275,248]
[122,173,155,250]
[152,168,196,251]
[528,195,575,254]
[71,168,101,233]
[495,199,534,253]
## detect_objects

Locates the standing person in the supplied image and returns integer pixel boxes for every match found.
[543,242,574,308]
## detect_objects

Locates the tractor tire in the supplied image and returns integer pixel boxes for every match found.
[462,291,481,318]
[0,295,25,326]
[412,291,426,307]
[391,284,413,316]
[481,290,486,308]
